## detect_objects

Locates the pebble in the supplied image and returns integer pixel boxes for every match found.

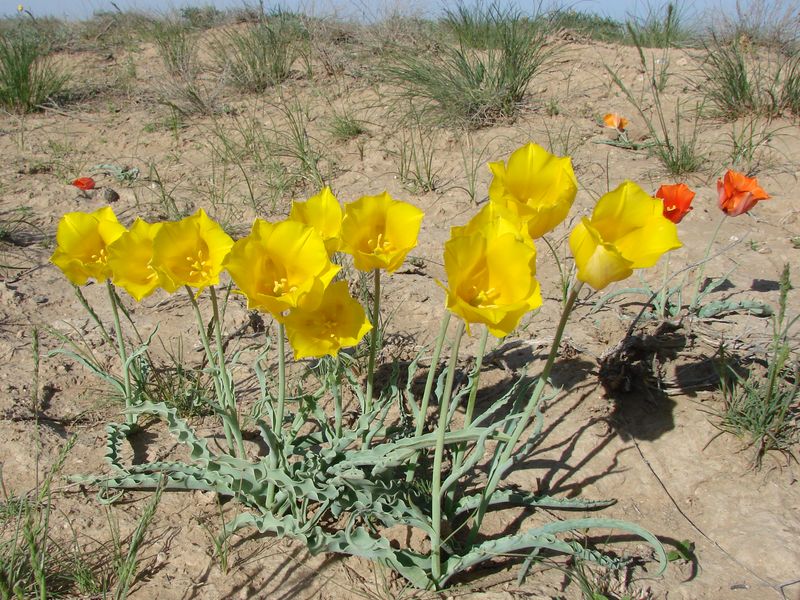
[34,295,48,304]
[102,188,120,203]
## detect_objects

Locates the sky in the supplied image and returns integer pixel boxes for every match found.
[5,0,742,24]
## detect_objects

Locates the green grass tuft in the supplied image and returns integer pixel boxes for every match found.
[213,13,306,92]
[0,30,68,113]
[384,12,556,128]
[700,35,785,119]
[717,264,800,467]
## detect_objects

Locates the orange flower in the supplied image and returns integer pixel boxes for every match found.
[656,183,695,224]
[71,177,96,191]
[717,170,770,216]
[603,113,629,131]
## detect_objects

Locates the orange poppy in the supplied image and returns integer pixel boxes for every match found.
[717,170,770,217]
[656,183,695,224]
[72,177,96,191]
[603,113,629,131]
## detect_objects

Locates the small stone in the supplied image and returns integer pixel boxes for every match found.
[34,295,48,304]
[102,188,120,203]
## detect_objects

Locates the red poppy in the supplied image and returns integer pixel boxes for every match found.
[71,177,96,191]
[656,183,695,224]
[717,170,770,217]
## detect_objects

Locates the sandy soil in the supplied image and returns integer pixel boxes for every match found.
[0,26,799,600]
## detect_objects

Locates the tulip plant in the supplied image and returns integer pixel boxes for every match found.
[53,143,680,589]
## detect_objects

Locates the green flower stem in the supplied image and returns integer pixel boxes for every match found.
[659,254,671,319]
[332,362,343,438]
[463,326,489,428]
[405,312,451,483]
[689,213,726,313]
[448,325,489,481]
[210,286,245,459]
[541,235,569,304]
[107,280,133,425]
[430,320,465,585]
[470,282,583,539]
[267,321,287,508]
[185,286,235,454]
[276,322,287,433]
[365,269,381,415]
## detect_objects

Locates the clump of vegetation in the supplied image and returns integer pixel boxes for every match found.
[328,111,367,141]
[550,9,626,42]
[0,30,68,113]
[384,7,555,127]
[179,5,225,30]
[213,12,307,92]
[625,2,693,48]
[149,19,197,77]
[700,35,791,119]
[441,0,523,49]
[717,264,800,467]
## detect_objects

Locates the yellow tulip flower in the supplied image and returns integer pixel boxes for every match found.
[488,142,578,239]
[288,187,343,254]
[107,219,163,301]
[569,180,682,291]
[224,219,339,317]
[50,206,127,285]
[340,192,424,272]
[443,227,542,338]
[152,209,233,292]
[283,281,372,359]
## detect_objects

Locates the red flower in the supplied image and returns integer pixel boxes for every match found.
[717,170,770,217]
[656,183,695,224]
[71,177,96,191]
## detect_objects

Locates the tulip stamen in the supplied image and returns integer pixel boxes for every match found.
[186,249,211,280]
[90,247,108,265]
[323,318,339,339]
[469,286,501,307]
[272,277,298,295]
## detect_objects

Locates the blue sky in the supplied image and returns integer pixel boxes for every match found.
[6,0,739,23]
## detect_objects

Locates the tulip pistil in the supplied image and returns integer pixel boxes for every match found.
[369,234,395,256]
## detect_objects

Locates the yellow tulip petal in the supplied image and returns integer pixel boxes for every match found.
[283,281,372,359]
[289,187,343,253]
[451,202,530,244]
[590,180,660,241]
[108,219,163,301]
[569,219,633,290]
[485,234,537,304]
[614,215,682,269]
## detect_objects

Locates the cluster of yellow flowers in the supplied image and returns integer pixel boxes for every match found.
[50,142,683,357]
[51,189,421,360]
[443,142,682,336]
